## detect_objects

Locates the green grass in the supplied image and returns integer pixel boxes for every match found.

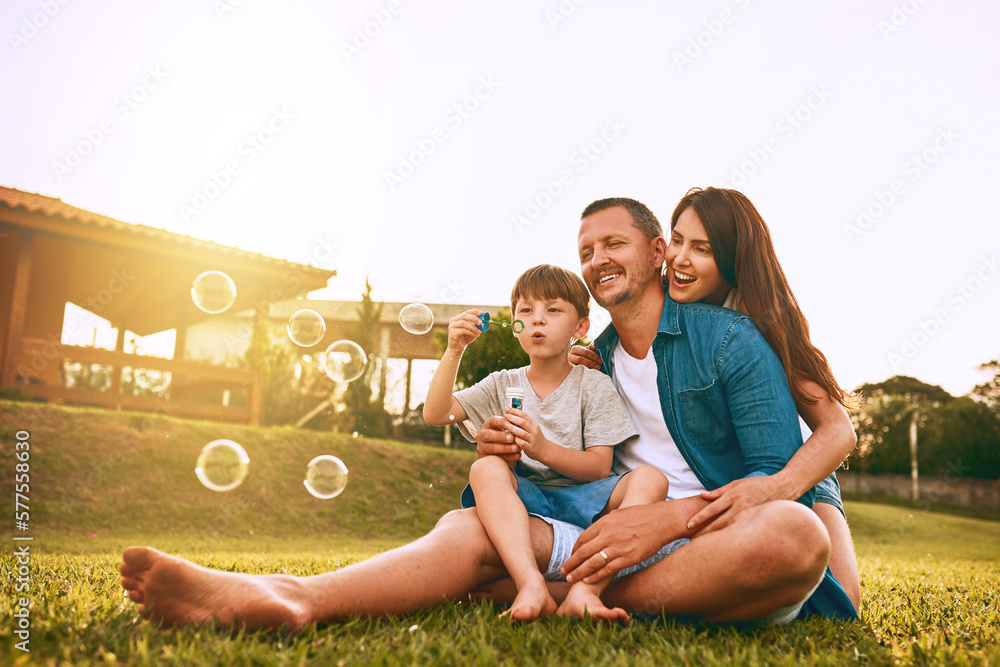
[2,400,1000,665]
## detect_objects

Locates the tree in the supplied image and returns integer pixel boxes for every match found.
[847,374,1000,479]
[433,307,529,390]
[241,317,295,426]
[972,359,1000,412]
[344,277,390,437]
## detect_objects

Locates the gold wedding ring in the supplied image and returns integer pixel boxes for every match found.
[599,550,610,564]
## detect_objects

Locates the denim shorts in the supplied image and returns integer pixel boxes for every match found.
[461,469,625,529]
[813,472,844,516]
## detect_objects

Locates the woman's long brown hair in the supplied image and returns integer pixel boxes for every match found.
[670,187,857,410]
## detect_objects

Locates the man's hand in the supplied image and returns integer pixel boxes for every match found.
[686,476,786,534]
[568,344,602,370]
[561,503,668,585]
[503,408,550,460]
[476,415,521,463]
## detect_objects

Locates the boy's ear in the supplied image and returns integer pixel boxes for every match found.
[574,316,590,341]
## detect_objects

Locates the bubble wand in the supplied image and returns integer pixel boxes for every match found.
[476,311,524,334]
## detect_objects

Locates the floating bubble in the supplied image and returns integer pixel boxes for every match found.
[399,303,434,335]
[195,440,249,492]
[323,340,367,382]
[191,271,237,314]
[304,455,349,499]
[287,309,327,347]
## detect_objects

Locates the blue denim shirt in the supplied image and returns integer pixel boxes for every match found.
[593,292,861,620]
[592,292,815,507]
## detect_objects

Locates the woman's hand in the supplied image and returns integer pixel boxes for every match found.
[568,344,602,370]
[561,504,669,584]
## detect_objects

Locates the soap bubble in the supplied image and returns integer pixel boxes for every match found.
[191,271,237,314]
[287,309,326,347]
[195,440,249,492]
[304,455,349,499]
[323,340,367,382]
[399,303,434,335]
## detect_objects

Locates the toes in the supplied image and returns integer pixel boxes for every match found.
[128,589,145,604]
[123,546,159,573]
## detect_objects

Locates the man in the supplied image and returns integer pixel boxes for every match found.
[119,199,839,630]
[475,197,848,622]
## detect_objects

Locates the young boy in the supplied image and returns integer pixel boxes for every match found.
[423,264,669,623]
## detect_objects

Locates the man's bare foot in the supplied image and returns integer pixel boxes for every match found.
[498,580,557,622]
[120,546,309,633]
[556,583,630,623]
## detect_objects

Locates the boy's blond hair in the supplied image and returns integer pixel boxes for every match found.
[510,264,591,318]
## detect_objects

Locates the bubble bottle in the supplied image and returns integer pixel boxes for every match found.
[505,387,524,411]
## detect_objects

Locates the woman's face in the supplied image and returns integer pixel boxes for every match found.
[664,206,731,306]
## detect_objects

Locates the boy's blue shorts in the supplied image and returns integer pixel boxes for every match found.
[461,466,626,528]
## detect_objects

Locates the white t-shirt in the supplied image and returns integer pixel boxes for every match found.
[610,341,707,499]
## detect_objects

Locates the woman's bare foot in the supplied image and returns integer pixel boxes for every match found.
[120,546,309,633]
[498,579,557,622]
[556,583,630,623]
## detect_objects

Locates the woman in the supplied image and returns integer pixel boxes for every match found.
[572,187,861,610]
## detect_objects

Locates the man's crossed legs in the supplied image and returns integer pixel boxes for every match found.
[120,498,829,631]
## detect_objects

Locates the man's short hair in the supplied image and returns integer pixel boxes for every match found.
[581,197,663,242]
[511,264,591,318]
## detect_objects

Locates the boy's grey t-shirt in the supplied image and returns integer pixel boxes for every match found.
[454,365,638,488]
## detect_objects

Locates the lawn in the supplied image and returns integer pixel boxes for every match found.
[2,401,999,665]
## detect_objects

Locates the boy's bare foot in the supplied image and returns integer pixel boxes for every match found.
[120,546,309,633]
[556,583,630,623]
[498,579,557,622]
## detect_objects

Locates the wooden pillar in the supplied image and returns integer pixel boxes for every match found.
[173,296,188,362]
[404,358,412,413]
[109,324,124,408]
[377,325,391,410]
[909,409,919,501]
[0,230,33,389]
[247,307,263,426]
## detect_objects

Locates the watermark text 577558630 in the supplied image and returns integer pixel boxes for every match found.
[13,429,33,653]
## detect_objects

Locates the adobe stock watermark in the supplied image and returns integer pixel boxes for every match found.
[545,0,589,30]
[50,65,168,182]
[178,106,294,223]
[719,84,832,189]
[511,117,627,234]
[888,255,999,371]
[341,0,402,63]
[383,75,500,192]
[7,0,71,53]
[673,0,753,72]
[843,126,958,243]
[877,0,928,40]
[213,0,248,20]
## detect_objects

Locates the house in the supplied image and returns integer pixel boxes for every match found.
[0,186,335,424]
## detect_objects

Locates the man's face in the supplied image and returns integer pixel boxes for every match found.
[577,206,663,309]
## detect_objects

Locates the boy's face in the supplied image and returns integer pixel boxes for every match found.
[512,295,589,361]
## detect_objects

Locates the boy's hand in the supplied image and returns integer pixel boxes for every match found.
[447,309,486,354]
[568,344,602,370]
[503,408,551,460]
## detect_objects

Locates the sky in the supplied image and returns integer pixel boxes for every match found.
[1,0,998,398]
